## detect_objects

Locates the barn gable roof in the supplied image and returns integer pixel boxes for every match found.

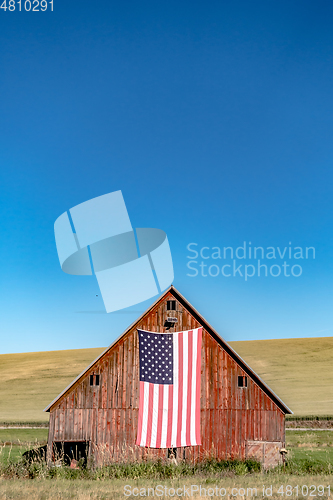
[44,285,292,414]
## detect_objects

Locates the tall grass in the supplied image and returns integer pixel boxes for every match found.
[1,453,333,481]
[2,459,333,481]
[283,458,333,475]
[0,451,262,480]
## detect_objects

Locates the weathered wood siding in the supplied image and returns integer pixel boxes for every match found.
[48,291,285,464]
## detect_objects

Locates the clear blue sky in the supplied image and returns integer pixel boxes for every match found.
[1,0,333,354]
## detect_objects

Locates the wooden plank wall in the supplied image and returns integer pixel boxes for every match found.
[48,292,285,464]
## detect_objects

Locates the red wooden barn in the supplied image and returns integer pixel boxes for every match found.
[44,285,292,468]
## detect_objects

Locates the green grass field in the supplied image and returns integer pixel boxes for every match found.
[0,336,332,423]
[286,430,333,463]
[0,428,48,443]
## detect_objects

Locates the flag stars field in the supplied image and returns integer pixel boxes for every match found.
[136,328,202,449]
[139,332,173,384]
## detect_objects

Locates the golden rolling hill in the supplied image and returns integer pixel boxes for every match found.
[0,337,332,422]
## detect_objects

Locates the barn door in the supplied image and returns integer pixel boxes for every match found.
[246,440,282,469]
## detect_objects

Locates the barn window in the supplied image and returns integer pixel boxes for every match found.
[238,375,248,388]
[167,300,176,311]
[89,374,100,386]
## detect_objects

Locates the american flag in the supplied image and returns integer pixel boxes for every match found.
[136,327,202,448]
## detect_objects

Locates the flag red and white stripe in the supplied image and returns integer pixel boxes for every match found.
[136,327,202,448]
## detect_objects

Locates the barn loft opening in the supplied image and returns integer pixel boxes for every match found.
[238,375,248,388]
[167,300,176,311]
[89,374,100,386]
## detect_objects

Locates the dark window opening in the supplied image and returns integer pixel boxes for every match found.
[52,441,89,467]
[167,447,177,459]
[238,375,248,388]
[167,300,176,311]
[89,374,100,386]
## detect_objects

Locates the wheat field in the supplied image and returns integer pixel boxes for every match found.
[0,336,332,423]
